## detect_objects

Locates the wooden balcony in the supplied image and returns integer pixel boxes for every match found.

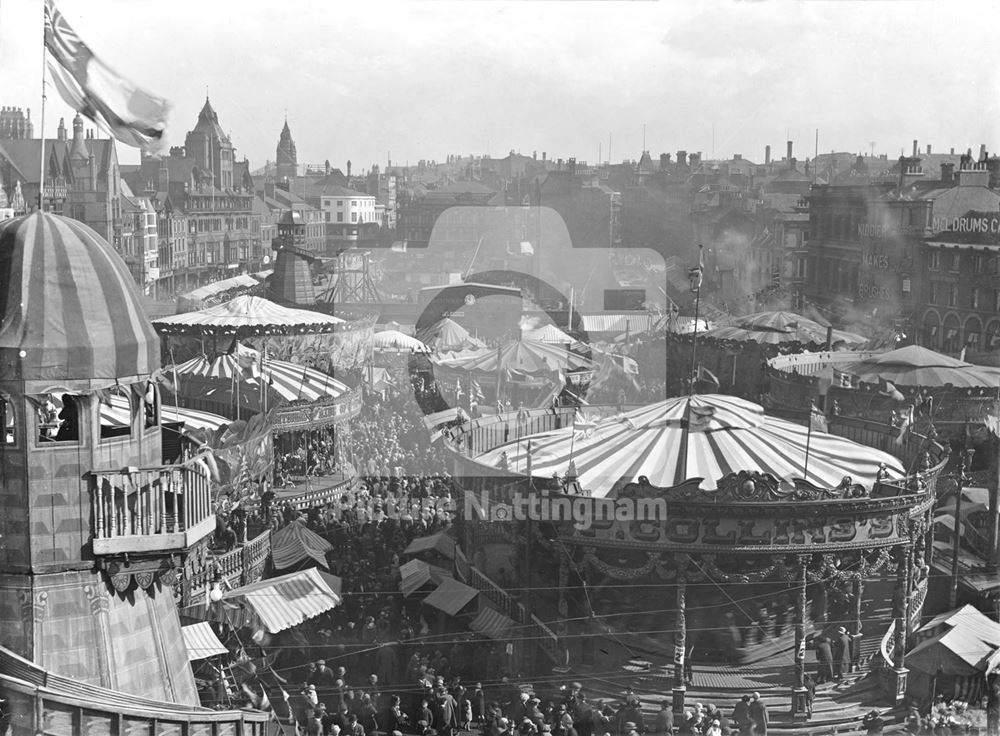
[90,458,216,556]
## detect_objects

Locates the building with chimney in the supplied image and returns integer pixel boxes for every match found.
[0,113,124,250]
[276,118,298,181]
[803,142,1000,346]
[0,106,33,139]
[122,97,260,292]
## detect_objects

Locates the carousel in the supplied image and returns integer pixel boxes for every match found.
[665,310,868,398]
[152,294,366,508]
[424,337,596,410]
[442,392,948,714]
[766,344,1000,444]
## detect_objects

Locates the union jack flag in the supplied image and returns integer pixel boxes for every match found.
[45,0,169,151]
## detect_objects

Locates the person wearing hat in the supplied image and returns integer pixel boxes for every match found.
[511,692,530,725]
[748,693,768,736]
[730,695,751,736]
[833,627,853,682]
[496,717,511,736]
[814,635,834,684]
[706,704,731,736]
[650,700,673,736]
[861,709,884,735]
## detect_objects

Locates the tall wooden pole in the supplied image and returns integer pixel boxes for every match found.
[672,555,688,716]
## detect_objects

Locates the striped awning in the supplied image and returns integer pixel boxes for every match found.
[270,520,334,570]
[227,568,342,634]
[580,314,657,334]
[154,295,344,336]
[172,348,349,404]
[181,622,228,661]
[470,607,516,641]
[473,394,905,496]
[99,393,230,432]
[403,532,457,560]
[399,559,453,598]
[431,340,594,375]
[0,212,158,383]
[703,310,867,347]
[423,578,478,616]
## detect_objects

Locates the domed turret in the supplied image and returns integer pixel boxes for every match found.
[0,211,158,385]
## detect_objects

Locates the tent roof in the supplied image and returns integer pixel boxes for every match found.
[154,295,344,336]
[399,559,453,598]
[179,274,259,304]
[0,211,158,384]
[403,532,457,560]
[838,344,1000,388]
[221,567,342,633]
[418,318,486,351]
[907,627,999,676]
[473,394,904,495]
[181,622,229,661]
[99,393,230,434]
[372,329,430,353]
[271,520,334,570]
[171,347,349,405]
[703,310,867,347]
[470,606,517,641]
[423,577,478,616]
[431,339,594,375]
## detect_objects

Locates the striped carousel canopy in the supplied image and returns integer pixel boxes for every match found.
[153,295,344,336]
[837,344,1000,388]
[431,339,594,375]
[704,310,867,347]
[171,347,349,404]
[0,212,158,383]
[98,393,230,433]
[418,318,486,351]
[474,394,905,496]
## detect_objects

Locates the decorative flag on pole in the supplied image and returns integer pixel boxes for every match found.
[695,364,720,389]
[809,402,828,433]
[878,377,905,402]
[688,248,705,293]
[44,0,170,152]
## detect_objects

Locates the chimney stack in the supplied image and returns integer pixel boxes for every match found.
[533,151,537,160]
[786,140,793,163]
[980,144,987,161]
[677,150,687,167]
[912,140,918,157]
[542,152,547,162]
[660,153,670,170]
[950,148,955,155]
[765,145,771,165]
[927,144,932,155]
[568,157,577,175]
[940,162,954,185]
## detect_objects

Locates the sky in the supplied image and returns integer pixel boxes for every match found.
[1,0,998,171]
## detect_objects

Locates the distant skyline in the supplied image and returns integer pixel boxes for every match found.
[1,1,998,172]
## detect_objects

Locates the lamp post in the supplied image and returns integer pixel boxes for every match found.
[687,244,704,393]
[949,447,976,609]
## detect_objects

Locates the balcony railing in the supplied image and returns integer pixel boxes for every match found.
[89,456,216,556]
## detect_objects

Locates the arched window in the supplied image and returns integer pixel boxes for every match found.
[143,381,159,429]
[37,393,80,444]
[1,396,15,445]
[99,385,132,440]
[964,317,983,354]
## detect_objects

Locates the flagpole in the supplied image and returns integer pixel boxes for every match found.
[38,4,48,211]
[803,417,813,480]
[688,244,704,395]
